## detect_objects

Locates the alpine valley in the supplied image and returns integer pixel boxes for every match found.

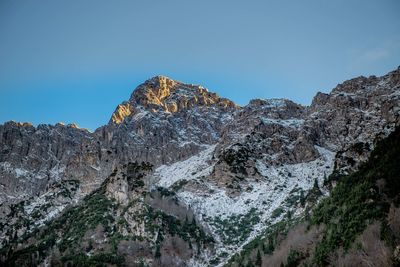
[0,67,400,267]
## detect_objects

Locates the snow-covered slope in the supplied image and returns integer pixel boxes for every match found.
[151,142,335,265]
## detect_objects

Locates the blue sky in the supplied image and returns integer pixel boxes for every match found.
[0,0,399,131]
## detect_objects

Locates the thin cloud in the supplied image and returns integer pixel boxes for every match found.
[362,48,389,62]
[347,39,400,73]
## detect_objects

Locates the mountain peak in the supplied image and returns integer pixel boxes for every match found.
[110,76,238,124]
[146,75,178,83]
[142,75,179,92]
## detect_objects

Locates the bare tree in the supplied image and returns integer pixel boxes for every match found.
[328,222,392,267]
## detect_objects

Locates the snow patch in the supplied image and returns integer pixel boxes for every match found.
[15,168,29,178]
[154,145,216,188]
[260,117,304,128]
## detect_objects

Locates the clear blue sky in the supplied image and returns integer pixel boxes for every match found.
[0,0,399,131]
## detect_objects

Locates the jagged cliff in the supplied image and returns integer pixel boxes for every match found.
[0,67,399,266]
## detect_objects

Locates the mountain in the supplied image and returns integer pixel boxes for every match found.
[0,67,399,266]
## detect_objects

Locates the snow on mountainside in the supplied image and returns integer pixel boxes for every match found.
[153,144,335,265]
[0,67,399,266]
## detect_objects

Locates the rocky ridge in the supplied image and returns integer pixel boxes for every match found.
[0,67,399,266]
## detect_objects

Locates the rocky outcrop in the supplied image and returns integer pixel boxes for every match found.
[97,76,239,169]
[128,76,238,114]
[111,102,132,124]
[110,76,237,124]
[306,67,400,173]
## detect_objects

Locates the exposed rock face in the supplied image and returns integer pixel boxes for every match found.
[0,68,399,266]
[217,98,311,163]
[128,76,238,114]
[111,102,132,124]
[110,76,237,124]
[307,68,400,173]
[0,122,102,204]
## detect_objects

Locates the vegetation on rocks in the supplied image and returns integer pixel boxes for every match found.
[210,208,261,245]
[311,126,400,265]
[0,161,215,267]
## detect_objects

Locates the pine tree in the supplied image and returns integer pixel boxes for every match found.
[287,210,292,220]
[267,236,274,253]
[255,249,262,266]
[155,245,161,258]
[313,178,319,190]
[300,190,305,206]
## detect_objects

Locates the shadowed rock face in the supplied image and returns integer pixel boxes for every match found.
[306,67,400,173]
[0,122,102,204]
[0,68,400,266]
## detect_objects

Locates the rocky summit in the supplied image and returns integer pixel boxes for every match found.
[0,67,400,266]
